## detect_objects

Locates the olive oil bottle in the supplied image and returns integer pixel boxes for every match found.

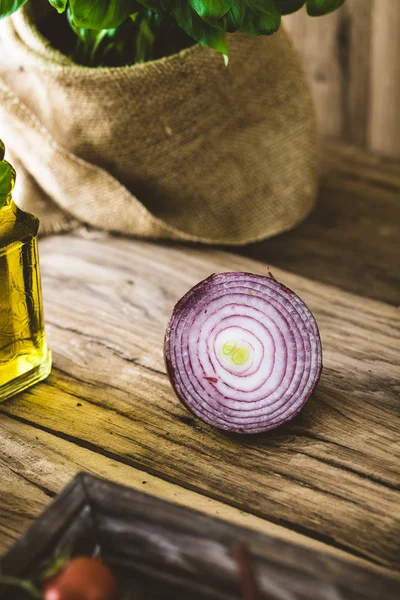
[0,140,51,401]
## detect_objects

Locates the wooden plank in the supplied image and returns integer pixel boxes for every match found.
[342,0,372,147]
[235,140,400,305]
[369,0,400,158]
[0,474,91,578]
[2,473,399,600]
[86,474,400,600]
[0,235,399,571]
[283,7,344,138]
[284,1,400,155]
[3,414,387,575]
[0,469,48,554]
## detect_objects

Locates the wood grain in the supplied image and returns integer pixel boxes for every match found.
[369,0,400,157]
[3,412,380,571]
[342,0,372,147]
[2,474,399,600]
[89,475,399,600]
[236,140,400,305]
[0,234,399,572]
[284,7,344,138]
[284,1,400,158]
[283,1,373,143]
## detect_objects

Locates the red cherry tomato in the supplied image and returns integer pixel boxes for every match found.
[43,557,118,600]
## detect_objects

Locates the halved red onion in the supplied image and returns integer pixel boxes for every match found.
[164,272,322,434]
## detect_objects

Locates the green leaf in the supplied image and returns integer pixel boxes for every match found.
[0,577,40,599]
[171,1,228,53]
[69,0,139,30]
[67,7,99,42]
[198,0,244,33]
[138,0,227,52]
[274,0,305,15]
[218,1,245,31]
[239,0,281,35]
[0,161,16,208]
[48,0,68,14]
[0,0,28,19]
[306,0,345,16]
[189,0,235,20]
[135,13,155,62]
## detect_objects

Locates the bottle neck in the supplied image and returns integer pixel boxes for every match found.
[0,193,39,248]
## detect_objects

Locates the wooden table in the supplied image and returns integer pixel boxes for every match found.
[0,141,399,587]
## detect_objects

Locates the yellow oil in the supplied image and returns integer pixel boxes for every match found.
[0,195,51,401]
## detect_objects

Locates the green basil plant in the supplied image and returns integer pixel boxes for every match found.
[0,0,345,66]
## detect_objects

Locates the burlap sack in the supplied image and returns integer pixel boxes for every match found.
[0,2,317,244]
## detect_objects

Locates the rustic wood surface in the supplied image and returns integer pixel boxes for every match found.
[235,141,400,306]
[0,231,399,577]
[2,474,399,600]
[4,412,377,569]
[0,141,399,591]
[284,1,400,158]
[368,0,400,157]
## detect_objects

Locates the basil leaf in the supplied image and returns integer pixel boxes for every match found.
[139,0,227,52]
[219,1,245,31]
[135,14,155,62]
[172,1,228,53]
[69,0,138,30]
[48,0,68,14]
[67,7,99,41]
[275,0,305,15]
[0,161,15,208]
[197,0,244,33]
[239,0,280,35]
[189,0,235,20]
[0,0,28,19]
[306,0,345,16]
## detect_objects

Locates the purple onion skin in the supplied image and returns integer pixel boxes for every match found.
[164,272,323,434]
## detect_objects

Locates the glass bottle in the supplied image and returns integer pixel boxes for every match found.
[0,140,51,401]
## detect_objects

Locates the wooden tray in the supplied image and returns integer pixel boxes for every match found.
[0,473,398,600]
